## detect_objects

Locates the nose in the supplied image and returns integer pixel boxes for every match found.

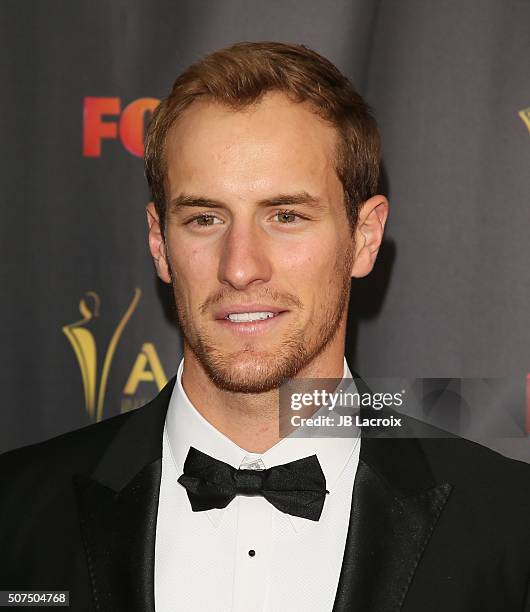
[217,219,272,290]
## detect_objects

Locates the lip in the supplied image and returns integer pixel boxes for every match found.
[214,310,288,336]
[213,304,288,320]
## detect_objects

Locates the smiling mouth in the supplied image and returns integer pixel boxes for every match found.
[224,311,279,322]
[214,309,288,335]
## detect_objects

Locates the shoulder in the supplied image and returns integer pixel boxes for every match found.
[416,432,530,533]
[383,413,530,526]
[0,378,174,498]
[0,410,135,493]
[394,412,530,487]
[417,427,530,489]
[0,374,174,496]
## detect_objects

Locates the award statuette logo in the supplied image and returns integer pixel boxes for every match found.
[63,289,142,422]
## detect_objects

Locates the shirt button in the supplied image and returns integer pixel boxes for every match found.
[248,549,256,557]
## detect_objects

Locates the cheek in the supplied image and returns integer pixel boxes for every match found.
[278,237,340,290]
[169,246,213,301]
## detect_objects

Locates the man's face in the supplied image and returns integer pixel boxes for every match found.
[156,92,357,392]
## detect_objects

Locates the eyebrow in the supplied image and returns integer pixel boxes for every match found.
[168,191,326,212]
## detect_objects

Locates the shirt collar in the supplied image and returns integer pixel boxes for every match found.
[165,357,359,531]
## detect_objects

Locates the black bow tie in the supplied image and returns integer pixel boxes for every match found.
[178,446,328,521]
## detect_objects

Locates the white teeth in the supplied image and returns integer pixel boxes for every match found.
[226,311,276,322]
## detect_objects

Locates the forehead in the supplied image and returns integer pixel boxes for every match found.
[164,91,340,200]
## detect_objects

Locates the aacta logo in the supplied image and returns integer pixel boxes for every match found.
[83,97,160,157]
[63,289,167,422]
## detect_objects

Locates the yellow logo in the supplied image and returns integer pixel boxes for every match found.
[63,289,168,422]
[519,107,530,134]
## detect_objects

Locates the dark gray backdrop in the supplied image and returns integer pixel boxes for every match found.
[1,0,529,461]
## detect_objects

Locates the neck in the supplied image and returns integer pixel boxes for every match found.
[180,336,346,454]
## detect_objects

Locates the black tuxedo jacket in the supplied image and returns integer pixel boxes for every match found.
[1,376,529,611]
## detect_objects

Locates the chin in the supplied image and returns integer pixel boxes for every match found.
[206,351,287,393]
[190,341,305,393]
[187,324,318,393]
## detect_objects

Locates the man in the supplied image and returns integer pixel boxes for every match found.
[0,42,529,611]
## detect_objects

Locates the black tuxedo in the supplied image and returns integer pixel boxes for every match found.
[1,376,529,611]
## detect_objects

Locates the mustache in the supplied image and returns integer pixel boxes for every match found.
[198,287,303,315]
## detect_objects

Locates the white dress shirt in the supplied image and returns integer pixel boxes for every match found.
[154,357,361,612]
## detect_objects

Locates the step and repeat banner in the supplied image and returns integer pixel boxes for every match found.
[1,0,529,460]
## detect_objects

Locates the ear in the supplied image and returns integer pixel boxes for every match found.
[146,202,172,284]
[351,195,389,278]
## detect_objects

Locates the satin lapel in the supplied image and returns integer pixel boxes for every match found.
[72,378,176,612]
[73,460,161,611]
[333,374,453,612]
[333,452,452,612]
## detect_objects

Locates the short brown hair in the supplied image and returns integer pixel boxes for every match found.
[144,41,380,232]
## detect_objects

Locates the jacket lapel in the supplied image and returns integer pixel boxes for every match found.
[333,376,453,612]
[333,439,452,612]
[72,379,175,612]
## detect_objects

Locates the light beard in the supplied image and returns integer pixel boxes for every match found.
[171,249,353,393]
